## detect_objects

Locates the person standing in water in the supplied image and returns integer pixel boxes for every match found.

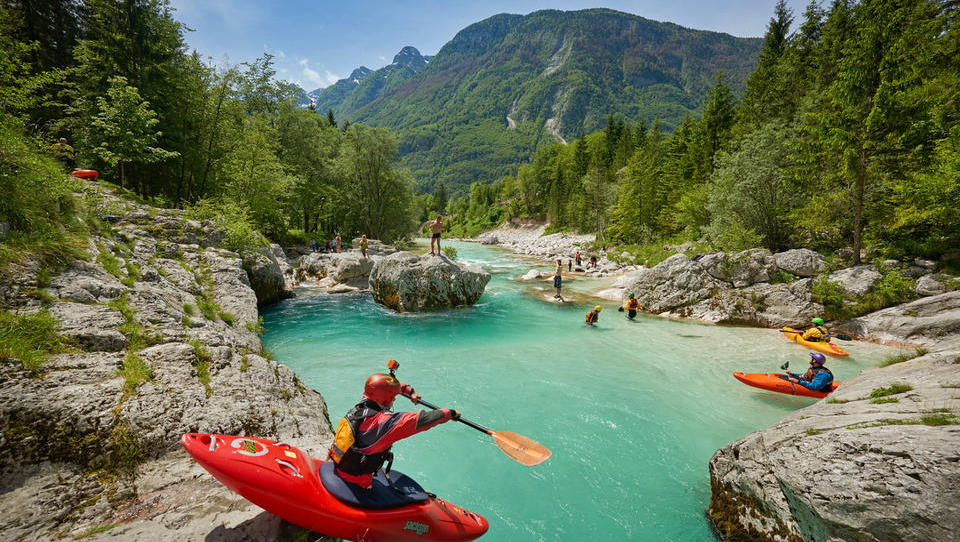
[619,292,640,319]
[329,373,459,489]
[585,305,602,326]
[553,259,563,300]
[429,215,443,255]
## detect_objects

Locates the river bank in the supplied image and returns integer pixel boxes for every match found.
[0,182,335,541]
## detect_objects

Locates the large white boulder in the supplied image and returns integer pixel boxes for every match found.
[369,252,490,312]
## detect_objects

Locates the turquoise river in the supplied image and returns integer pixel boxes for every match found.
[261,241,898,542]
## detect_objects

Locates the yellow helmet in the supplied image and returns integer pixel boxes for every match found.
[595,305,603,312]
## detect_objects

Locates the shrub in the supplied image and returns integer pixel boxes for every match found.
[811,276,850,320]
[442,246,458,259]
[187,199,266,259]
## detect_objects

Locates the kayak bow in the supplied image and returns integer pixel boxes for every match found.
[781,327,849,357]
[181,433,488,542]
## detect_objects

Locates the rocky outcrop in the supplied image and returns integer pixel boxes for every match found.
[708,349,960,542]
[474,222,594,259]
[623,253,822,327]
[0,183,334,541]
[836,290,960,350]
[772,248,826,277]
[369,252,490,312]
[297,251,379,292]
[246,244,297,306]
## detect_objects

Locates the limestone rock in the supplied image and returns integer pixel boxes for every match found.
[915,274,946,296]
[245,244,294,306]
[369,252,490,312]
[520,269,542,281]
[773,248,826,277]
[708,350,960,542]
[836,290,960,349]
[827,264,881,297]
[328,253,375,287]
[48,302,127,351]
[700,249,778,287]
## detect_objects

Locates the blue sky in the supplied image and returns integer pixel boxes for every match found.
[168,0,809,92]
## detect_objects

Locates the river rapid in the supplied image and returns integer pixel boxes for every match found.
[261,241,898,542]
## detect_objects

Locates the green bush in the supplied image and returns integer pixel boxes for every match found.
[442,246,458,259]
[188,199,267,259]
[811,277,849,320]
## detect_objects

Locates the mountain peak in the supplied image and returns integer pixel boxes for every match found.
[392,46,426,68]
[349,66,372,83]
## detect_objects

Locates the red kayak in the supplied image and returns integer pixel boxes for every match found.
[181,433,488,542]
[71,169,99,179]
[733,372,841,399]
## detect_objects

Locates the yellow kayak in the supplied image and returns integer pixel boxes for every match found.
[781,327,849,357]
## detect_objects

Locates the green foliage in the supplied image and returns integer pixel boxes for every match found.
[107,292,158,351]
[117,352,152,397]
[442,246,458,259]
[811,277,849,320]
[0,120,87,274]
[880,348,928,367]
[196,293,219,322]
[245,317,265,335]
[96,243,123,278]
[187,339,213,397]
[182,304,196,317]
[90,76,178,188]
[188,200,266,260]
[0,310,64,371]
[870,384,913,399]
[219,311,236,326]
[869,397,899,404]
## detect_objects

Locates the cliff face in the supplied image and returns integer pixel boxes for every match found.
[0,183,334,541]
[708,291,960,542]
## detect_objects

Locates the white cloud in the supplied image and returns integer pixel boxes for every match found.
[275,50,286,60]
[379,56,387,62]
[301,66,325,88]
[298,58,309,67]
[325,71,342,85]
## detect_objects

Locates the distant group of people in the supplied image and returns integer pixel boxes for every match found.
[310,234,369,258]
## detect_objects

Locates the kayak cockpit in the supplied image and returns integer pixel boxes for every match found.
[319,461,431,509]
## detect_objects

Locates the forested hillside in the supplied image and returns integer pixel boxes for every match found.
[0,0,418,274]
[319,9,763,193]
[439,0,959,266]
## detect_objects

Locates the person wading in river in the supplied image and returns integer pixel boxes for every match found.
[329,373,460,489]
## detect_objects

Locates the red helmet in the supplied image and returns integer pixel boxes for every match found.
[364,373,401,406]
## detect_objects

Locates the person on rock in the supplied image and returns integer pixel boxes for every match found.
[575,251,582,266]
[553,259,563,300]
[585,305,602,326]
[786,353,834,392]
[429,215,443,255]
[328,373,460,489]
[589,255,598,269]
[360,234,369,258]
[801,317,831,342]
[618,292,641,319]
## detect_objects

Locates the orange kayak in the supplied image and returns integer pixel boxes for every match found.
[733,372,841,398]
[781,327,848,357]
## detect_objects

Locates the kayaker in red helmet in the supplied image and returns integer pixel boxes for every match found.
[328,372,460,488]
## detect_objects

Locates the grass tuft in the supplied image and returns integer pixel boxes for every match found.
[880,348,929,367]
[0,310,64,371]
[117,351,152,397]
[870,384,913,398]
[870,397,899,404]
[187,339,213,397]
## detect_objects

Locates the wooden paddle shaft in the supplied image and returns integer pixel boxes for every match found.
[415,397,492,434]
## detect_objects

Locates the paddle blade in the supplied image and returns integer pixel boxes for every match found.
[490,431,551,466]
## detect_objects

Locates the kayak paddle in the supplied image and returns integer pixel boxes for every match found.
[416,396,552,466]
[387,360,551,466]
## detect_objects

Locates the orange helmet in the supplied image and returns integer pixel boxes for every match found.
[364,373,401,406]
